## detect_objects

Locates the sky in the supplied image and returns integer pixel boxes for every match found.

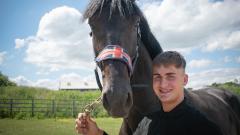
[0,0,239,90]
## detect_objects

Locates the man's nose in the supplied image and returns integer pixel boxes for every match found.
[160,79,168,89]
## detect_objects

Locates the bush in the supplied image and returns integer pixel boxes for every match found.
[91,106,109,118]
[211,82,240,95]
[0,72,16,87]
[0,110,10,118]
[14,112,31,120]
[34,113,45,119]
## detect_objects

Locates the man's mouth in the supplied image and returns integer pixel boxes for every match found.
[159,89,172,96]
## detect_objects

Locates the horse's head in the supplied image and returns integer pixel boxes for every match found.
[84,0,141,117]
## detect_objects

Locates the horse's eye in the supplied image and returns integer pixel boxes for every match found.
[89,32,92,37]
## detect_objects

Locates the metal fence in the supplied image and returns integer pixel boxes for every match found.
[0,98,94,118]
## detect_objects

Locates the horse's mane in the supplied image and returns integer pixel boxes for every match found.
[83,0,163,59]
[139,11,163,59]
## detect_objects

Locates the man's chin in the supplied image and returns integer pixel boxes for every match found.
[159,94,172,102]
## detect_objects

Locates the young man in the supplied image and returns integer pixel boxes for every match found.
[75,51,223,135]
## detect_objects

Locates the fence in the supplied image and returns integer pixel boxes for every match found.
[0,98,105,118]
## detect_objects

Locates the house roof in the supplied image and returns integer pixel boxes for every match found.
[59,80,98,90]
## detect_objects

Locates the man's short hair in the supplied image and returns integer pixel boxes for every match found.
[153,51,186,70]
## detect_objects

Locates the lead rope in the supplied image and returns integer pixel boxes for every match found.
[82,66,103,115]
[82,95,102,115]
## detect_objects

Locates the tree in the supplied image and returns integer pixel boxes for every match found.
[0,72,16,87]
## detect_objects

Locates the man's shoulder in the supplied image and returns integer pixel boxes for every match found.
[183,101,223,135]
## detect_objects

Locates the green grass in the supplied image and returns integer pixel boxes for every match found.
[0,118,122,135]
[95,118,123,135]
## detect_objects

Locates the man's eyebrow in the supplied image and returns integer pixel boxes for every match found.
[153,73,176,76]
[166,73,176,76]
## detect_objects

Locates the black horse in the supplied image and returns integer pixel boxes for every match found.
[83,0,240,134]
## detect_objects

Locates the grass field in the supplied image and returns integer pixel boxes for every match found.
[0,118,123,135]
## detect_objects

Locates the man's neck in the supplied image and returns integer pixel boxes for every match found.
[162,95,184,112]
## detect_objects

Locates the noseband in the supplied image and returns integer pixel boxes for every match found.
[96,45,134,75]
[94,24,145,91]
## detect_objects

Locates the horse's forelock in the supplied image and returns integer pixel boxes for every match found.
[83,0,139,20]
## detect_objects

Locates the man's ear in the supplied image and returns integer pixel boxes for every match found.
[183,74,188,86]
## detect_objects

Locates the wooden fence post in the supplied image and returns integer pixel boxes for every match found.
[31,99,34,117]
[72,100,75,117]
[10,99,13,118]
[52,100,55,117]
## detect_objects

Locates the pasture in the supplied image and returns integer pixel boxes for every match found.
[0,117,122,135]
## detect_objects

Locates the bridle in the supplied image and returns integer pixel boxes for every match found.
[94,22,147,92]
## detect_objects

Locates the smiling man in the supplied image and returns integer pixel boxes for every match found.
[152,51,188,113]
[133,51,223,135]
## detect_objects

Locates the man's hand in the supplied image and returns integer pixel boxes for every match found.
[75,113,104,135]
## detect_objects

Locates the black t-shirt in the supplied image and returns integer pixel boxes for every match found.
[133,98,223,135]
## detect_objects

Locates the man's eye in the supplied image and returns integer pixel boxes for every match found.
[167,76,175,80]
[153,77,161,81]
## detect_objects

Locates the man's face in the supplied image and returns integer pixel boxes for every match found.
[152,65,188,104]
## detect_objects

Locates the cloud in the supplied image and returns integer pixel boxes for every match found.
[34,79,58,90]
[0,51,7,65]
[11,75,59,90]
[188,59,212,68]
[236,56,240,63]
[187,68,240,89]
[204,31,240,52]
[141,0,240,51]
[11,76,33,86]
[223,56,231,63]
[11,76,58,90]
[15,38,25,49]
[10,73,98,90]
[17,6,94,72]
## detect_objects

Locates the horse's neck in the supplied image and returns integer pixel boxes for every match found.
[131,42,161,115]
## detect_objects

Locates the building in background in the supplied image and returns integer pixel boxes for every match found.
[59,80,98,91]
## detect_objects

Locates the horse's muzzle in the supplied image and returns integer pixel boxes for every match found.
[102,82,133,117]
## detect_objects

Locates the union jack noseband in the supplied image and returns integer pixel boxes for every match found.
[95,45,133,74]
[94,44,139,91]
